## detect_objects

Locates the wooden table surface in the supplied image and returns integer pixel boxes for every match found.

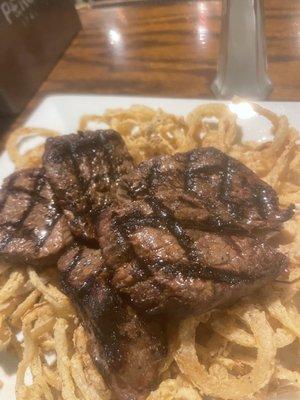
[2,0,300,135]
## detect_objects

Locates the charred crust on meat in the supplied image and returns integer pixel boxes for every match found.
[43,130,134,243]
[0,168,72,266]
[0,130,293,400]
[119,147,293,233]
[58,244,167,398]
[98,146,293,321]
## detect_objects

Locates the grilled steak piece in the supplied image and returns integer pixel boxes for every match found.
[57,147,292,400]
[99,204,288,316]
[98,147,292,316]
[0,168,72,266]
[58,244,167,400]
[43,130,134,243]
[113,147,293,234]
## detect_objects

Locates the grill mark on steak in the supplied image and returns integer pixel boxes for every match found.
[184,153,248,228]
[106,219,289,316]
[0,173,44,237]
[0,169,72,266]
[58,244,167,400]
[217,158,247,220]
[221,235,243,255]
[126,154,244,232]
[252,184,281,219]
[95,132,120,183]
[120,148,293,234]
[66,132,120,218]
[0,173,51,248]
[144,197,248,283]
[111,208,253,285]
[98,147,292,319]
[112,160,251,286]
[44,130,134,243]
[146,196,199,262]
[121,159,205,264]
[59,246,124,366]
[68,139,94,212]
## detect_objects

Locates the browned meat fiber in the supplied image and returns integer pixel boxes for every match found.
[0,130,292,400]
[43,130,134,243]
[112,147,293,234]
[98,147,293,317]
[56,143,292,400]
[58,143,292,400]
[0,168,72,266]
[58,244,167,400]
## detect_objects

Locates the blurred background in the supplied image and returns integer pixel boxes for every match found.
[1,0,300,137]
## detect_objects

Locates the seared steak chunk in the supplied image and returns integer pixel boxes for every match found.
[114,147,293,233]
[97,147,292,316]
[0,168,72,266]
[44,130,134,243]
[99,206,288,316]
[58,146,292,400]
[0,124,293,400]
[58,244,167,400]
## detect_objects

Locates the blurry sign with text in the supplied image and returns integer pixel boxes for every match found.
[0,0,81,115]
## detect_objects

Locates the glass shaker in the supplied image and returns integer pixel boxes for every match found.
[211,0,273,100]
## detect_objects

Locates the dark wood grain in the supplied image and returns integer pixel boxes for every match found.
[3,0,300,138]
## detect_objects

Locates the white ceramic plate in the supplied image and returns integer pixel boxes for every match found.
[0,94,299,400]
